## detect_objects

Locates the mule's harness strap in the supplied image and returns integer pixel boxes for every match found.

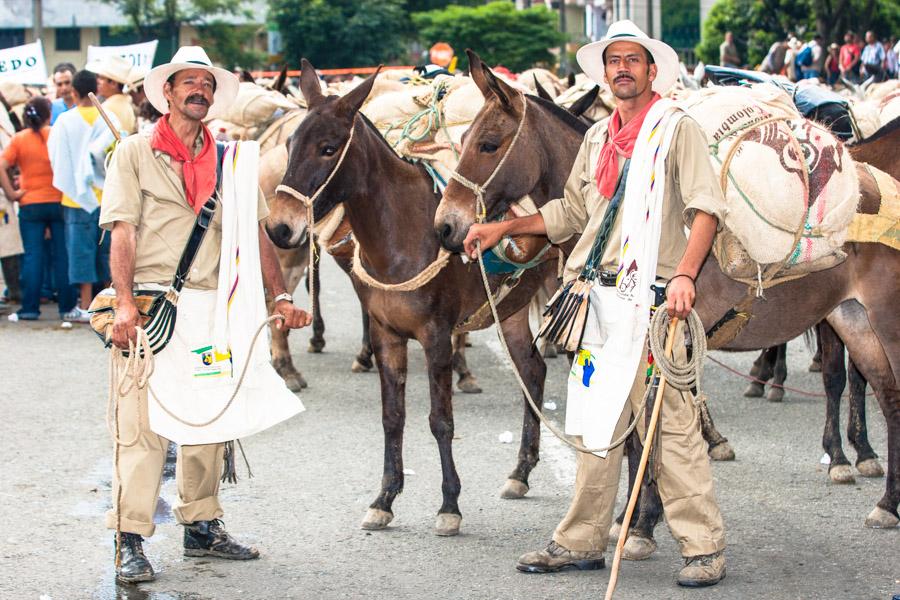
[352,242,452,292]
[449,94,529,224]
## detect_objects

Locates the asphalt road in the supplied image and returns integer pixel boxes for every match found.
[0,256,897,600]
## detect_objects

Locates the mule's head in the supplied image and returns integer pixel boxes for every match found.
[266,58,379,249]
[434,50,536,252]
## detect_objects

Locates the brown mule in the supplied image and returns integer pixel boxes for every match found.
[266,60,562,534]
[434,53,900,530]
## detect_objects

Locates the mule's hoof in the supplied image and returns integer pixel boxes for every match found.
[608,521,622,546]
[829,464,855,484]
[435,512,461,536]
[351,358,373,373]
[856,458,885,478]
[708,441,736,461]
[864,507,899,529]
[808,359,822,373]
[743,382,765,398]
[456,375,482,394]
[622,535,657,561]
[307,339,325,353]
[766,386,785,403]
[500,478,529,499]
[361,508,393,530]
[284,374,307,392]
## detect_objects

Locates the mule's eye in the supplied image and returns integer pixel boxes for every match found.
[322,145,337,157]
[479,142,498,154]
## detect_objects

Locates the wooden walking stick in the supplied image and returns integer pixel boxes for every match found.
[88,92,122,143]
[604,316,680,600]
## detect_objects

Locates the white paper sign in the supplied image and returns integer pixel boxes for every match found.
[0,40,48,85]
[87,40,158,79]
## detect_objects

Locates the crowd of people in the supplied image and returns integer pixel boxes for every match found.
[0,55,159,322]
[747,29,899,85]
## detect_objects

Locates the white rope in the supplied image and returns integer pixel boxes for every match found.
[351,242,452,292]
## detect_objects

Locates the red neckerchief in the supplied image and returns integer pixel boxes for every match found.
[150,114,216,214]
[594,93,661,199]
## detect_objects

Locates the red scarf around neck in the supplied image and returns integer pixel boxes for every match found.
[151,114,216,214]
[595,93,661,199]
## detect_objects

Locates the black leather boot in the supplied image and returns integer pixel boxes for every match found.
[183,519,260,560]
[115,532,155,583]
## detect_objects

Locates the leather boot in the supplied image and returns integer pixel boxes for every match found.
[516,540,605,573]
[183,519,260,560]
[115,532,155,584]
[677,551,726,587]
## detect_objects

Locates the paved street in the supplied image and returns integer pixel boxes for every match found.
[0,256,897,600]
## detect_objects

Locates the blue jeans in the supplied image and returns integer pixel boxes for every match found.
[18,203,76,317]
[63,206,110,285]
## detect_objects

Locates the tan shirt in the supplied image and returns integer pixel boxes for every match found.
[103,93,136,135]
[538,115,726,284]
[99,130,269,290]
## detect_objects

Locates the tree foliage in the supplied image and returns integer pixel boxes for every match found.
[412,1,565,72]
[270,0,409,69]
[196,22,267,70]
[102,0,249,40]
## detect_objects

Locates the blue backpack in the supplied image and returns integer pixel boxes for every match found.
[796,45,813,67]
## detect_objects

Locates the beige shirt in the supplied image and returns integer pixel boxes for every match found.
[100,130,268,291]
[103,93,136,135]
[538,115,726,284]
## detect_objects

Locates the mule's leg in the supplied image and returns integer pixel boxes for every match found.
[361,319,408,531]
[422,328,463,535]
[819,321,854,484]
[306,242,326,353]
[809,329,823,372]
[497,306,545,500]
[847,357,884,477]
[351,308,375,373]
[452,333,482,394]
[699,399,736,461]
[766,343,788,402]
[610,429,662,560]
[745,346,776,397]
[827,301,899,528]
[270,247,308,391]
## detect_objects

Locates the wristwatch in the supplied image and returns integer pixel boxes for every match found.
[273,292,293,304]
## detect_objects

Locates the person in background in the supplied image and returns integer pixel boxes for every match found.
[86,54,137,135]
[719,31,740,68]
[799,35,824,80]
[884,37,898,79]
[0,97,77,321]
[839,32,862,83]
[824,43,841,86]
[861,31,885,82]
[50,63,78,125]
[785,37,802,82]
[761,38,788,75]
[47,70,120,322]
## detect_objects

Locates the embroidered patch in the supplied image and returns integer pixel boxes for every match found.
[191,345,232,378]
[572,349,597,388]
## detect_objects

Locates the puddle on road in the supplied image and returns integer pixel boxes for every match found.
[95,569,211,600]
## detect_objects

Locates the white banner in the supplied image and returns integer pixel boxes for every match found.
[87,40,158,80]
[0,40,48,85]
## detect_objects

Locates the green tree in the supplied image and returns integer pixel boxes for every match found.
[412,1,565,72]
[270,0,409,69]
[404,0,482,11]
[196,22,267,70]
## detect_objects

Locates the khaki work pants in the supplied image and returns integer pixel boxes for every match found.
[105,374,225,537]
[553,323,726,558]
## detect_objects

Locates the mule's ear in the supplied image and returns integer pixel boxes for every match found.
[337,65,382,117]
[481,63,514,110]
[467,49,491,98]
[299,59,325,107]
[567,72,576,88]
[534,74,554,101]
[271,64,289,94]
[568,85,600,118]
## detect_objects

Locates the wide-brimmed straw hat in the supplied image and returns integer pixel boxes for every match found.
[85,54,134,86]
[576,20,680,95]
[143,46,238,119]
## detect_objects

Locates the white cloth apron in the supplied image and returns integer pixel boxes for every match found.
[0,193,23,258]
[147,139,304,445]
[565,101,684,456]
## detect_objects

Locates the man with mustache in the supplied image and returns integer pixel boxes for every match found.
[464,21,727,587]
[99,47,311,584]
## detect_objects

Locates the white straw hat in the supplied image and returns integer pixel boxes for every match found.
[143,46,238,119]
[85,54,134,86]
[576,20,680,95]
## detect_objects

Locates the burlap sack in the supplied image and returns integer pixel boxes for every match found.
[554,75,615,122]
[221,82,298,128]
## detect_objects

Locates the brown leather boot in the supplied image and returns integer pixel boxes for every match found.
[115,532,155,584]
[677,551,726,587]
[183,519,260,560]
[516,540,605,573]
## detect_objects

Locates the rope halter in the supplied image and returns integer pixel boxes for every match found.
[449,93,528,224]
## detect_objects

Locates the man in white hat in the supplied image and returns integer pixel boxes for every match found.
[99,46,312,584]
[464,20,727,587]
[86,54,137,134]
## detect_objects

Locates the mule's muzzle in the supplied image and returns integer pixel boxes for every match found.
[265,221,308,250]
[434,213,469,254]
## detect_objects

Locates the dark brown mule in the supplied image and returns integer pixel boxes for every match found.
[266,60,561,535]
[435,56,900,530]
